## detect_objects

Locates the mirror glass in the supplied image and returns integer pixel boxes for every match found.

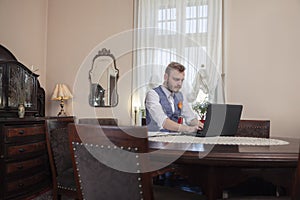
[89,48,119,107]
[8,65,36,109]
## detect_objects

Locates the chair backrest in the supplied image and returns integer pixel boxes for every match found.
[235,120,270,138]
[68,123,153,200]
[78,118,118,126]
[45,118,75,185]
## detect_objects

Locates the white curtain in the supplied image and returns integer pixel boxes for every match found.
[132,0,223,110]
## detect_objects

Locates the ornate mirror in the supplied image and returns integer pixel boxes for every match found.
[88,48,119,107]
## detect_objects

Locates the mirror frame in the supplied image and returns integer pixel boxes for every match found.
[88,48,119,107]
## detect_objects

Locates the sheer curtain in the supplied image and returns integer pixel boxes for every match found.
[132,0,223,111]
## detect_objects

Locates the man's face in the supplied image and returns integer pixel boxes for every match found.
[164,69,185,93]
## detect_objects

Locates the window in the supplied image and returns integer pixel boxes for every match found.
[133,0,223,110]
[186,5,208,33]
[158,8,177,34]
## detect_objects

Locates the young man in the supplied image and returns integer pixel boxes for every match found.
[145,62,203,132]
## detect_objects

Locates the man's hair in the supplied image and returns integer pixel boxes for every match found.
[165,62,185,75]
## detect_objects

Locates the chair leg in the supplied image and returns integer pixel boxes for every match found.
[52,189,58,200]
[52,192,61,200]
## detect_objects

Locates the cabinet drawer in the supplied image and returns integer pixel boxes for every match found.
[6,171,47,193]
[6,141,46,157]
[6,156,45,174]
[4,125,44,140]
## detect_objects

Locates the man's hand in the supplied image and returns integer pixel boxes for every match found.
[190,119,204,129]
[181,125,199,133]
[162,118,204,133]
[179,120,204,133]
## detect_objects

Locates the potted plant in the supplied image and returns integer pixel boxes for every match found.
[192,99,210,122]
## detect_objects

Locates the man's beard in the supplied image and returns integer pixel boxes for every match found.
[166,79,180,93]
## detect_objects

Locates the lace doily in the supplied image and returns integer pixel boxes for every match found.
[148,135,289,146]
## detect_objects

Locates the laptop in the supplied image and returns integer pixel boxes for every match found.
[196,104,243,137]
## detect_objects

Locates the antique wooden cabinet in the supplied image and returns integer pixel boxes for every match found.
[0,45,45,118]
[0,118,50,199]
[0,44,50,199]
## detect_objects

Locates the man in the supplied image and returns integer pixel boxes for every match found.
[145,62,203,132]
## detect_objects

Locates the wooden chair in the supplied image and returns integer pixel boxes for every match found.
[236,119,270,138]
[45,118,80,200]
[68,123,204,200]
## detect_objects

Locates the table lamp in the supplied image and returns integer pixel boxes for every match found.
[51,83,73,116]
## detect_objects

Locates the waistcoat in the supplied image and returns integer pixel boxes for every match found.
[146,86,183,131]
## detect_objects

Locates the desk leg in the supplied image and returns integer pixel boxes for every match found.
[203,166,222,200]
[178,165,222,200]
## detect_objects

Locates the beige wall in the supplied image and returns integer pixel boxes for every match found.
[225,0,300,138]
[46,0,134,124]
[1,0,300,137]
[0,0,47,86]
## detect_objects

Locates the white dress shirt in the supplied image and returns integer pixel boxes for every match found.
[145,86,198,129]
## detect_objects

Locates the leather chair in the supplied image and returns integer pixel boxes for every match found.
[45,118,80,200]
[68,123,204,200]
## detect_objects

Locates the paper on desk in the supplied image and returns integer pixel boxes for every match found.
[147,131,182,137]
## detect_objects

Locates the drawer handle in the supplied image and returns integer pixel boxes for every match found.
[18,148,25,153]
[17,165,24,170]
[18,130,25,135]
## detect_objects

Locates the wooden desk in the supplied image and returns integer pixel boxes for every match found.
[149,137,299,200]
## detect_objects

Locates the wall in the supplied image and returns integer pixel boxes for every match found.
[0,0,47,86]
[225,0,300,137]
[46,0,134,125]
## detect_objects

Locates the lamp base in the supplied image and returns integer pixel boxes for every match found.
[57,111,67,117]
[57,99,67,117]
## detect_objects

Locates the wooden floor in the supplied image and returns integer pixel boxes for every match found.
[30,189,290,200]
[29,178,291,200]
[30,188,204,200]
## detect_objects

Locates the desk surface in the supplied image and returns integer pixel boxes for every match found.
[149,137,300,167]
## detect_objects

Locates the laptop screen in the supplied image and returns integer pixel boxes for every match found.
[197,104,243,137]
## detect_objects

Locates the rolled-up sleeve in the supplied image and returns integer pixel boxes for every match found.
[181,95,198,124]
[145,90,168,129]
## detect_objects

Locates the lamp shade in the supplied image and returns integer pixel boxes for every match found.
[51,84,73,100]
